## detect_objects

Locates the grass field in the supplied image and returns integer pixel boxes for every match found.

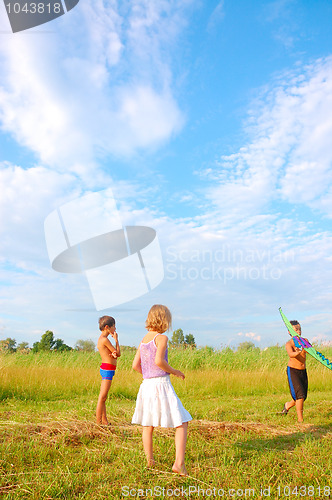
[0,347,331,499]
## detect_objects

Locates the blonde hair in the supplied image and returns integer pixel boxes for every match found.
[145,304,172,333]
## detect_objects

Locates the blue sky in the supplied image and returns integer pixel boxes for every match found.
[1,0,332,349]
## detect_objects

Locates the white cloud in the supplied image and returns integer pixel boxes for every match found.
[237,332,261,342]
[207,1,225,32]
[0,163,80,266]
[311,335,332,346]
[0,0,191,171]
[2,156,332,347]
[202,57,332,223]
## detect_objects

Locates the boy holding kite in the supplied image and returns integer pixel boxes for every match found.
[281,320,308,423]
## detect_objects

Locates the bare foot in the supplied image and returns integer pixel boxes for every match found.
[172,464,188,476]
[98,421,110,427]
[147,458,155,468]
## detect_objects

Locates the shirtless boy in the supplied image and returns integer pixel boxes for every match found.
[282,320,308,423]
[96,316,121,425]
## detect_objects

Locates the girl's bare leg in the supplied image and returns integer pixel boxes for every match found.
[96,379,112,425]
[142,426,155,466]
[172,422,188,476]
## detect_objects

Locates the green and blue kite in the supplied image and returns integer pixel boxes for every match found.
[279,307,332,371]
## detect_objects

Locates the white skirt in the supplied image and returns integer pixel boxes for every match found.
[132,375,192,428]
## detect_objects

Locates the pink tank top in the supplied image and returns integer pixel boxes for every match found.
[140,334,168,379]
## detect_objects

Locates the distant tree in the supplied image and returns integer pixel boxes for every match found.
[39,331,56,351]
[75,339,96,352]
[53,338,72,352]
[184,333,196,348]
[17,341,30,353]
[32,331,72,353]
[237,341,256,352]
[170,329,185,346]
[0,337,16,352]
[32,341,40,353]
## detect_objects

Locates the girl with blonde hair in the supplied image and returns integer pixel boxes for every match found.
[132,304,191,476]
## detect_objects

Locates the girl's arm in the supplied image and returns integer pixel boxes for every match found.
[132,345,142,374]
[155,335,185,380]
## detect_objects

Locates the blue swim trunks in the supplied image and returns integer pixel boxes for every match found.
[100,363,116,380]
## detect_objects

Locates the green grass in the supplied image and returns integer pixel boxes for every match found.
[0,348,331,499]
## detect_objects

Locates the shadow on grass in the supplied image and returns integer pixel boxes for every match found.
[234,423,332,454]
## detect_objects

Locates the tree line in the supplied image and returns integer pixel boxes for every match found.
[0,328,197,353]
[0,331,95,353]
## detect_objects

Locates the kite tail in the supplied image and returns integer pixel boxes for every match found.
[316,351,332,368]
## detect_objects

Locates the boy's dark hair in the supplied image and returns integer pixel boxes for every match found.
[99,316,115,331]
[290,320,300,326]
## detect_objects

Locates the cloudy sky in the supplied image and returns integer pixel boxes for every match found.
[1,0,332,349]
